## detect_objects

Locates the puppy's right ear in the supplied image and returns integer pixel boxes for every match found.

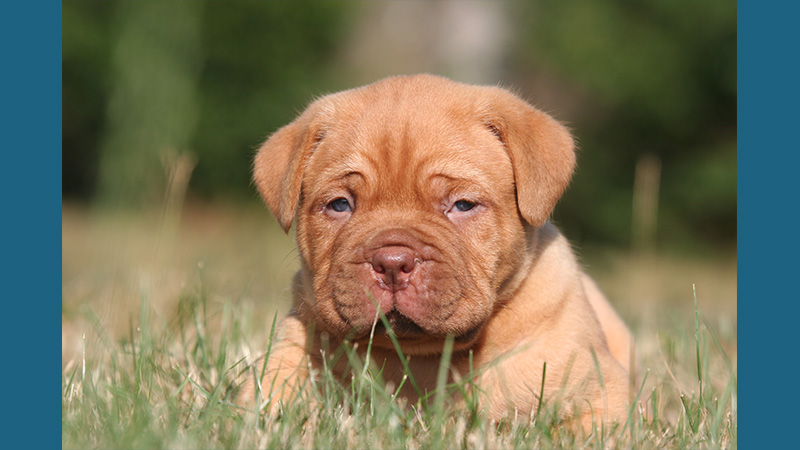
[253,103,327,232]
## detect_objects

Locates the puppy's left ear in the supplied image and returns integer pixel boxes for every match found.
[484,88,576,226]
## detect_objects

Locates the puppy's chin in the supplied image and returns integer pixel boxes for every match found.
[375,311,426,338]
[348,310,485,354]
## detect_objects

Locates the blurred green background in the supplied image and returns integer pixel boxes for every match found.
[63,0,736,256]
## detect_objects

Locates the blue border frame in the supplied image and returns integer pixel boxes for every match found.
[4,2,62,447]
[738,2,794,447]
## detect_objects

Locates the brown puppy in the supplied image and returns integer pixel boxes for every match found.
[240,74,634,429]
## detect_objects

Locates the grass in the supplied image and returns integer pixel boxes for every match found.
[62,203,736,449]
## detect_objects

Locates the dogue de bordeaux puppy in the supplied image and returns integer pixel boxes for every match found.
[238,74,634,430]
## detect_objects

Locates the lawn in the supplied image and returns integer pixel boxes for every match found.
[62,202,736,449]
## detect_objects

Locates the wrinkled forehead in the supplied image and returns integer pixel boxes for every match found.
[305,88,513,188]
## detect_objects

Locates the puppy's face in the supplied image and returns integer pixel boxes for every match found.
[254,75,575,354]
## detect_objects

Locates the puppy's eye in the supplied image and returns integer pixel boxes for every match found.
[446,199,480,221]
[327,197,352,213]
[453,200,476,212]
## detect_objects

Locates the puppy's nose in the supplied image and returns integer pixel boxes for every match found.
[371,246,417,291]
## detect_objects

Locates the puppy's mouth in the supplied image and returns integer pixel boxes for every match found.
[372,310,426,338]
[364,310,484,349]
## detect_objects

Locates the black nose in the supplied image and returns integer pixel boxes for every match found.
[371,246,417,290]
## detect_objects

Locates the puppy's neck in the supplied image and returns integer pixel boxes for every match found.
[495,222,548,304]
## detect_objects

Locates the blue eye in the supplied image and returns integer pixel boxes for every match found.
[328,197,352,212]
[454,200,476,212]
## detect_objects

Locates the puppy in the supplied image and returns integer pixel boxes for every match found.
[239,74,634,429]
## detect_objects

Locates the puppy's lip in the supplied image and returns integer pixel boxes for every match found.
[367,310,484,346]
[374,310,426,338]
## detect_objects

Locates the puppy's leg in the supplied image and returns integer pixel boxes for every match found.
[582,274,636,379]
[237,314,311,414]
[474,345,629,431]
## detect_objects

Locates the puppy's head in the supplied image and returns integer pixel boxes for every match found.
[254,74,575,354]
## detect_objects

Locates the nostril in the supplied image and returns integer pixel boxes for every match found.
[401,258,419,273]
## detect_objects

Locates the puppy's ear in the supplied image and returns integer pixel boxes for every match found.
[484,88,576,226]
[253,102,327,232]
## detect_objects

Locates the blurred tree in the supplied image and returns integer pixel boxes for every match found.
[62,0,352,205]
[96,0,203,208]
[62,1,116,199]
